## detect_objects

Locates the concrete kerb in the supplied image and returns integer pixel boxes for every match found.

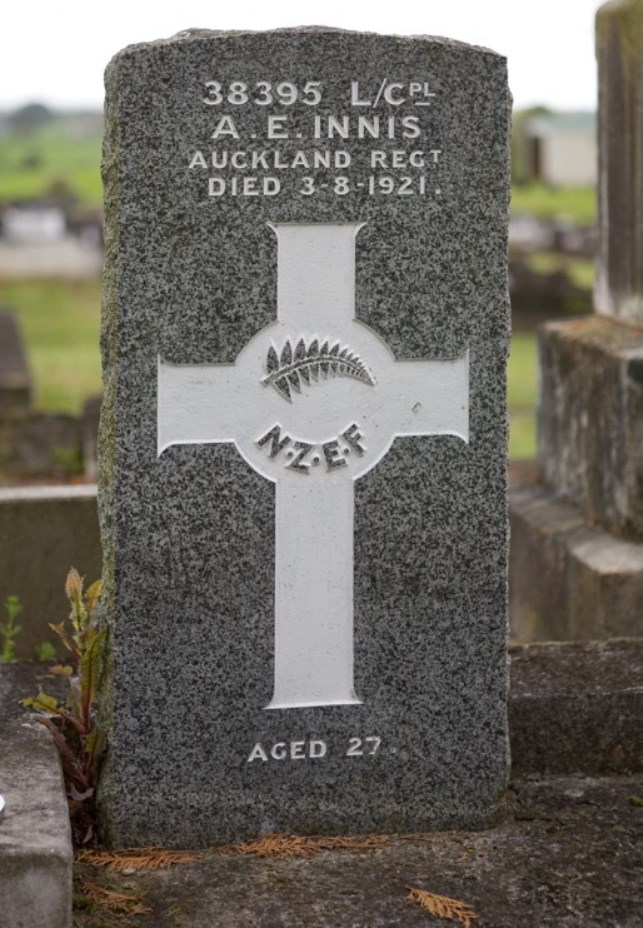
[0,719,73,928]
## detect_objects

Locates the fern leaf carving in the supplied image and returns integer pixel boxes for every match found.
[262,336,375,401]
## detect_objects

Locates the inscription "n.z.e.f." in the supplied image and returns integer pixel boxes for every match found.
[256,422,365,473]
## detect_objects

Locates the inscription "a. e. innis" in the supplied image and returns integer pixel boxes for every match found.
[256,422,365,473]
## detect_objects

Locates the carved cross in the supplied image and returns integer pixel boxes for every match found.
[158,223,469,709]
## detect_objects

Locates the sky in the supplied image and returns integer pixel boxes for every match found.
[1,0,600,112]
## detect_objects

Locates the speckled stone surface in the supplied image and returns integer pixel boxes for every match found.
[98,28,510,847]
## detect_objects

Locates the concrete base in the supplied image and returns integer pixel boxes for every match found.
[510,482,643,641]
[0,719,73,928]
[510,638,642,775]
[537,316,643,539]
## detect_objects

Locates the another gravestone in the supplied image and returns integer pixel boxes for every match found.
[510,0,643,641]
[98,28,510,847]
[595,0,643,326]
[0,309,32,417]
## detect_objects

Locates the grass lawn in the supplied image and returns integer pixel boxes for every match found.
[0,278,102,414]
[508,332,538,459]
[0,122,102,204]
[525,252,596,290]
[511,183,596,226]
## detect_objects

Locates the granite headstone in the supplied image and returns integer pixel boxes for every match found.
[98,27,510,847]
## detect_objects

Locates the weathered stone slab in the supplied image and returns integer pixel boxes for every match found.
[99,28,510,847]
[0,720,72,928]
[509,482,643,641]
[595,0,643,325]
[537,316,643,540]
[510,638,643,774]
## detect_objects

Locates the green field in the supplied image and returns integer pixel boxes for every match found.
[1,277,539,458]
[0,121,102,204]
[508,333,538,459]
[524,251,596,291]
[511,183,596,226]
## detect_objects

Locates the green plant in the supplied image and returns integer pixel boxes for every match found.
[51,444,84,475]
[23,569,105,846]
[1,595,22,662]
[35,640,57,662]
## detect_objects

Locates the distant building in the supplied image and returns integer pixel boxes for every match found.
[1,203,66,244]
[524,112,596,186]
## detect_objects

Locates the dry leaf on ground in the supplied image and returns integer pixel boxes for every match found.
[218,833,396,858]
[408,886,478,928]
[77,846,202,871]
[79,879,151,915]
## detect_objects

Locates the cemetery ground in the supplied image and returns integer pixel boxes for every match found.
[2,647,642,928]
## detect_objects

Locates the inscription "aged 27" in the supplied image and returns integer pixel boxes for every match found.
[247,736,383,763]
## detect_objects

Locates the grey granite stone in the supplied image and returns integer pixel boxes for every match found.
[537,316,643,540]
[595,0,643,325]
[509,482,643,642]
[98,28,510,847]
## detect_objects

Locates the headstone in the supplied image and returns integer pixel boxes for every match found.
[99,28,510,847]
[510,0,643,641]
[0,309,32,417]
[81,394,102,481]
[595,0,643,325]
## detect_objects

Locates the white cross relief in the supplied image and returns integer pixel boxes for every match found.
[158,223,469,709]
